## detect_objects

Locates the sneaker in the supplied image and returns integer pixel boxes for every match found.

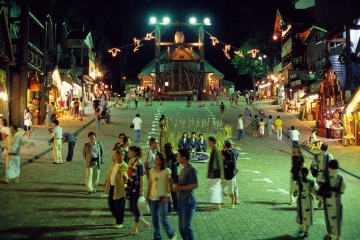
[14,178,20,183]
[113,224,123,229]
[170,232,177,240]
[138,222,150,232]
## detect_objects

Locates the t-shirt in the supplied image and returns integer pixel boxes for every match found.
[132,117,142,130]
[238,118,243,130]
[177,164,198,197]
[110,163,121,185]
[259,122,266,128]
[149,168,171,200]
[274,119,283,127]
[290,130,300,141]
[222,150,237,180]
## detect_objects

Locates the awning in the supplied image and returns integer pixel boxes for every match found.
[344,87,360,114]
[301,92,319,99]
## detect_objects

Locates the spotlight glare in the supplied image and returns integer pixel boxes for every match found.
[163,17,170,24]
[150,17,157,24]
[190,17,196,24]
[204,18,211,25]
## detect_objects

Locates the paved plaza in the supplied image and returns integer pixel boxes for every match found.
[0,97,359,240]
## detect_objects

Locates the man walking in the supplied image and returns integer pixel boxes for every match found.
[310,143,333,208]
[290,126,301,147]
[222,140,238,209]
[144,138,158,179]
[83,132,104,194]
[207,136,224,210]
[132,113,142,142]
[273,116,283,140]
[63,132,77,162]
[172,148,198,240]
[237,114,244,141]
[1,125,34,183]
[325,117,332,139]
[51,119,63,164]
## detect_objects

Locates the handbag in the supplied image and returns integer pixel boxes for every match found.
[317,181,332,198]
[137,196,150,215]
[130,123,134,129]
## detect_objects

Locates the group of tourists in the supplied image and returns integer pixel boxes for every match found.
[290,143,345,240]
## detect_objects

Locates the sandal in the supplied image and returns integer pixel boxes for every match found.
[126,229,139,236]
[138,222,150,232]
[302,232,309,238]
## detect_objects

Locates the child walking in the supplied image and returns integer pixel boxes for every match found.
[259,118,265,138]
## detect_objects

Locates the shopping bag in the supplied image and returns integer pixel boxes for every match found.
[137,196,150,215]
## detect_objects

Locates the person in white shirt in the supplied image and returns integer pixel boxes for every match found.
[325,117,332,139]
[290,126,301,147]
[144,138,158,179]
[132,113,142,142]
[237,115,244,141]
[146,152,177,240]
[51,119,63,164]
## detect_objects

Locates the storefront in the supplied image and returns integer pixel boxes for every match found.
[342,87,360,145]
[301,80,321,121]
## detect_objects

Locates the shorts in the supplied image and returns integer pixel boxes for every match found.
[223,178,235,193]
[23,125,30,131]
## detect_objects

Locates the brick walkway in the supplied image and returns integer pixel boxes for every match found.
[0,98,359,239]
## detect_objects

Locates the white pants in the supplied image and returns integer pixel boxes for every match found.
[6,155,21,179]
[207,178,223,203]
[53,139,62,163]
[276,126,282,140]
[86,166,100,192]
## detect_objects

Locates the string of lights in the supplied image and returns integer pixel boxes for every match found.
[108,29,156,57]
[204,30,245,59]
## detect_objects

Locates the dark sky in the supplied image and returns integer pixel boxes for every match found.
[30,0,289,90]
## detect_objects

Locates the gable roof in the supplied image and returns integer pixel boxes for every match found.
[67,31,94,49]
[0,8,15,65]
[138,48,224,78]
[303,26,327,44]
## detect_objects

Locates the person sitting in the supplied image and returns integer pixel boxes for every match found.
[100,108,109,123]
[309,129,321,149]
[178,132,189,150]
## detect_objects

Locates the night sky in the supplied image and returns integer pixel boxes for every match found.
[30,0,290,91]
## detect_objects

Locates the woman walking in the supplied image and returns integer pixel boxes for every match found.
[164,143,179,212]
[290,145,304,204]
[292,167,318,238]
[324,160,345,240]
[22,107,32,138]
[266,115,273,138]
[126,146,150,236]
[219,102,225,119]
[146,152,177,240]
[251,115,259,137]
[259,118,266,138]
[103,149,128,228]
[94,108,101,131]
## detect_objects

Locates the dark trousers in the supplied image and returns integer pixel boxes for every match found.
[108,186,125,224]
[50,114,56,121]
[168,190,178,212]
[66,141,76,161]
[326,128,331,139]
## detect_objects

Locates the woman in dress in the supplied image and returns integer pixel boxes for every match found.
[251,115,259,137]
[290,145,305,204]
[266,115,273,138]
[259,118,266,138]
[324,160,345,240]
[22,107,32,139]
[292,167,318,238]
[126,146,150,236]
[146,152,177,240]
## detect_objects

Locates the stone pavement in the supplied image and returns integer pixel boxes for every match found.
[0,97,359,240]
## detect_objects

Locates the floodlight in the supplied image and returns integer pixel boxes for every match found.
[150,17,157,24]
[190,17,196,24]
[204,18,211,25]
[163,17,170,24]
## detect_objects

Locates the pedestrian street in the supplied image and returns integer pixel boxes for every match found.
[0,99,359,239]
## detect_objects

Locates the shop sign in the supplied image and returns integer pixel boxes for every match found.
[289,73,298,80]
[45,71,52,88]
[290,79,302,87]
[0,69,6,84]
[310,81,321,93]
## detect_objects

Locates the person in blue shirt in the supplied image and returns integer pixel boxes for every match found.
[178,132,189,150]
